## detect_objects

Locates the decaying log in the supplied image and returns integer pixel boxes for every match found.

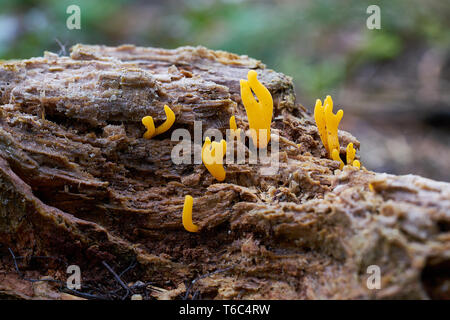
[0,44,449,299]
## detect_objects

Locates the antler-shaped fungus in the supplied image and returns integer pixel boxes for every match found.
[346,143,360,169]
[202,137,227,181]
[314,95,344,156]
[240,70,273,148]
[314,95,348,169]
[324,96,344,157]
[314,99,329,154]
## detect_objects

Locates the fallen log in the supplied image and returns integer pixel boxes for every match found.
[0,44,449,299]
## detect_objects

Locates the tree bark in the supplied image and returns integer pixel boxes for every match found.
[0,44,449,299]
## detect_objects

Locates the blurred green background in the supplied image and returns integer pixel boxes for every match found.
[0,0,449,181]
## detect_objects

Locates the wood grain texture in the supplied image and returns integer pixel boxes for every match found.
[0,44,449,299]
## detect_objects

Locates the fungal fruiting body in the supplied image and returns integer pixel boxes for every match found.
[314,99,329,154]
[229,115,241,139]
[182,195,198,233]
[332,148,345,170]
[142,105,175,139]
[346,143,361,169]
[314,95,361,170]
[324,96,344,160]
[314,95,343,165]
[332,143,361,170]
[142,116,155,139]
[202,137,227,181]
[314,95,343,157]
[240,70,273,148]
[346,142,356,165]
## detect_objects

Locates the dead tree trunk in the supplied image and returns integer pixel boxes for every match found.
[0,44,449,299]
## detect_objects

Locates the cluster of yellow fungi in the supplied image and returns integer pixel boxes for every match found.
[141,73,360,233]
[185,71,273,232]
[314,95,360,170]
[200,70,273,182]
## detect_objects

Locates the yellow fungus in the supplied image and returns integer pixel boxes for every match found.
[331,148,344,170]
[346,143,356,165]
[229,115,241,139]
[142,116,156,139]
[155,105,175,136]
[240,70,273,148]
[314,99,329,154]
[368,183,374,192]
[314,95,343,158]
[345,143,361,169]
[324,96,343,156]
[142,105,175,139]
[182,195,198,233]
[230,115,237,131]
[202,137,227,181]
